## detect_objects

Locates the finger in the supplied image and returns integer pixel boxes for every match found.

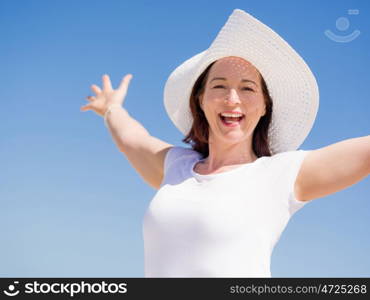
[85,96,95,102]
[102,74,113,91]
[118,74,133,92]
[90,84,102,94]
[80,104,90,112]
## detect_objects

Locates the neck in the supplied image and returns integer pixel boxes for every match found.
[202,135,257,170]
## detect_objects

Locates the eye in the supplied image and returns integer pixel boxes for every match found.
[212,85,254,91]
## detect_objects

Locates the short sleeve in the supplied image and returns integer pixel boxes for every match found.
[160,146,200,187]
[272,149,312,217]
[287,150,312,216]
[163,146,186,174]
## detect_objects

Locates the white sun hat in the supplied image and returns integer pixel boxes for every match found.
[163,9,319,155]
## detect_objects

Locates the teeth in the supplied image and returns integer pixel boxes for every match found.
[220,113,244,118]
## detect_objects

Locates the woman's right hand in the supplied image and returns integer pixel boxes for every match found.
[80,73,133,117]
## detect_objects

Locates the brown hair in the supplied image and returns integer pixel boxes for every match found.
[182,60,273,158]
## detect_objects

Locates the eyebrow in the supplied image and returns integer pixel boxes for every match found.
[210,77,257,86]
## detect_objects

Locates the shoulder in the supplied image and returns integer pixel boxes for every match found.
[260,149,312,179]
[164,146,201,170]
[268,149,311,164]
[166,146,200,159]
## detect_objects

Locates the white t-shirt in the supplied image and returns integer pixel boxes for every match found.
[143,146,311,277]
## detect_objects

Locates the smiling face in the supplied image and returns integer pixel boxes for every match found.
[199,56,266,144]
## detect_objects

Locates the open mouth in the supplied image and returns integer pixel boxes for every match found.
[219,113,245,127]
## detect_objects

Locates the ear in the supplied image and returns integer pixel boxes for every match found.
[261,103,266,116]
[199,95,204,110]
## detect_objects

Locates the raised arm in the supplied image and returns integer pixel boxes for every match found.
[295,135,370,202]
[81,74,173,190]
[105,106,173,189]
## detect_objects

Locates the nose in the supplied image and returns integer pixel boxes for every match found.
[225,89,240,104]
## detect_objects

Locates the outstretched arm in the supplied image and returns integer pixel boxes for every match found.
[81,74,173,190]
[106,107,173,190]
[294,135,370,202]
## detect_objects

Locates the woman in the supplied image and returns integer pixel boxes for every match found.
[81,9,370,277]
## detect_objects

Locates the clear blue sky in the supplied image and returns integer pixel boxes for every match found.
[1,0,369,277]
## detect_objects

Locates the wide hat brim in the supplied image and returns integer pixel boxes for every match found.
[163,9,319,155]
